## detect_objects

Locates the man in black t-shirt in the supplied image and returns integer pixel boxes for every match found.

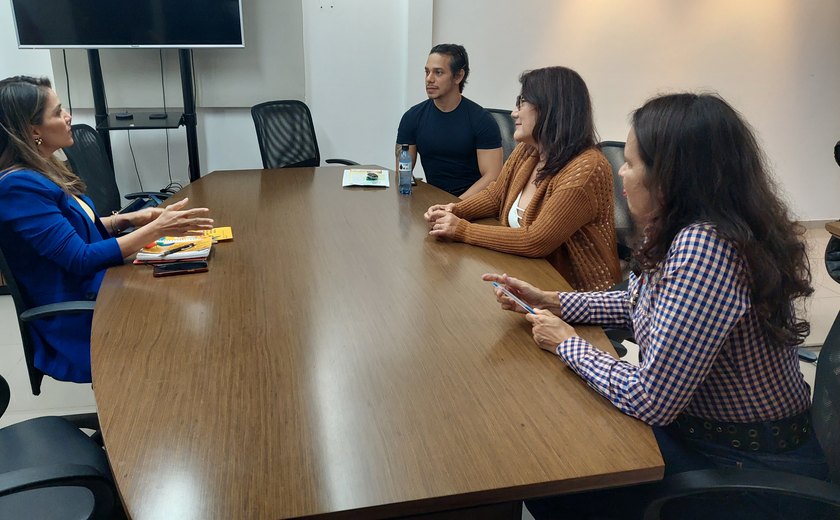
[396,44,503,198]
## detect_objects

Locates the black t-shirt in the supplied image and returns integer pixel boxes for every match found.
[397,97,501,196]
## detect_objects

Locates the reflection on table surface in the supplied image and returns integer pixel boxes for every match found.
[92,167,663,520]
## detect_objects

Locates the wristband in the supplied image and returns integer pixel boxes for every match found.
[110,211,124,235]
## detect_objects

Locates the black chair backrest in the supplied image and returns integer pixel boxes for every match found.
[251,100,321,169]
[487,108,516,162]
[64,124,121,216]
[599,141,634,262]
[826,236,840,285]
[813,311,840,482]
[0,373,9,417]
[0,244,44,395]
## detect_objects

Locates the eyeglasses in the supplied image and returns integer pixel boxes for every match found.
[515,94,528,110]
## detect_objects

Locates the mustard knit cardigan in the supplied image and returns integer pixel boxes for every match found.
[451,143,621,291]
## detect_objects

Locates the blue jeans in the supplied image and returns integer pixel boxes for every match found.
[525,426,831,520]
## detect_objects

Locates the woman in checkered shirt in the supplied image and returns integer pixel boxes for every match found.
[486,93,830,518]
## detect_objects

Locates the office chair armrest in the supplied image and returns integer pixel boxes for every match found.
[124,191,170,201]
[325,158,360,166]
[608,339,628,358]
[20,301,95,322]
[642,468,840,520]
[604,326,635,358]
[605,328,635,344]
[603,278,634,358]
[617,243,634,262]
[0,463,111,496]
[61,412,100,433]
[0,464,116,518]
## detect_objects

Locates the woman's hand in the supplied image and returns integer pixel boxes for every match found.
[423,203,456,225]
[525,308,579,352]
[428,212,461,239]
[116,198,213,258]
[125,206,164,228]
[481,273,552,313]
[147,198,213,236]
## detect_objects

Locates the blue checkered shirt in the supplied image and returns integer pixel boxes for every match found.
[555,223,811,426]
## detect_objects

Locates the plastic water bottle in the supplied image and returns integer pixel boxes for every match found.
[398,144,412,195]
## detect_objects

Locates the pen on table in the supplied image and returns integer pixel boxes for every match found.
[160,243,196,257]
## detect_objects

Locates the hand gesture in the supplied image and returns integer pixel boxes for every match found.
[150,198,213,236]
[428,211,461,239]
[126,206,164,227]
[481,273,549,313]
[423,203,456,225]
[525,308,579,352]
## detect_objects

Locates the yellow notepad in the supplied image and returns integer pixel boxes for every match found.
[204,226,233,242]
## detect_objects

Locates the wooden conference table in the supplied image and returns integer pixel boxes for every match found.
[827,221,840,239]
[91,167,663,519]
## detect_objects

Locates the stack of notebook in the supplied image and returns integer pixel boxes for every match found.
[133,226,233,264]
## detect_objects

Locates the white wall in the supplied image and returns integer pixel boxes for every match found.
[2,0,430,193]
[3,0,838,219]
[433,0,840,221]
[302,0,432,171]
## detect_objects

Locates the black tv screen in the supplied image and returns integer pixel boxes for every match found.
[12,0,244,48]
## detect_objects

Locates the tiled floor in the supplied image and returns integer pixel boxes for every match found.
[0,224,836,519]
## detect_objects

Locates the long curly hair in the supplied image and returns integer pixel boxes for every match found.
[0,75,84,194]
[632,93,812,348]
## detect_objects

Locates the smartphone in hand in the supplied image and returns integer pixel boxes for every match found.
[491,282,535,314]
[152,261,209,277]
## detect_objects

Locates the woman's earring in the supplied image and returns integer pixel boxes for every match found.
[34,137,43,146]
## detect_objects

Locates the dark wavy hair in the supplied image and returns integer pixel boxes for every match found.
[632,93,812,348]
[429,43,469,93]
[518,66,597,183]
[0,75,84,194]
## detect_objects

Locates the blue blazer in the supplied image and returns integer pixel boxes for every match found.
[0,169,123,383]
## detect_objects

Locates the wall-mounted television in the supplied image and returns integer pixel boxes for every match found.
[11,0,244,49]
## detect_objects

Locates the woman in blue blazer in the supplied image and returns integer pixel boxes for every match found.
[0,76,214,383]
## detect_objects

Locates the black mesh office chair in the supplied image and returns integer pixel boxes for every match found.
[599,141,635,357]
[641,313,840,519]
[0,374,122,519]
[487,108,516,161]
[829,143,840,284]
[64,124,170,217]
[250,100,359,169]
[834,140,839,167]
[599,141,633,264]
[0,243,94,397]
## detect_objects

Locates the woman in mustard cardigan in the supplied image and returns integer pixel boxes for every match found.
[423,66,619,291]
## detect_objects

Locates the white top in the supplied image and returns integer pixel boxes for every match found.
[507,189,524,229]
